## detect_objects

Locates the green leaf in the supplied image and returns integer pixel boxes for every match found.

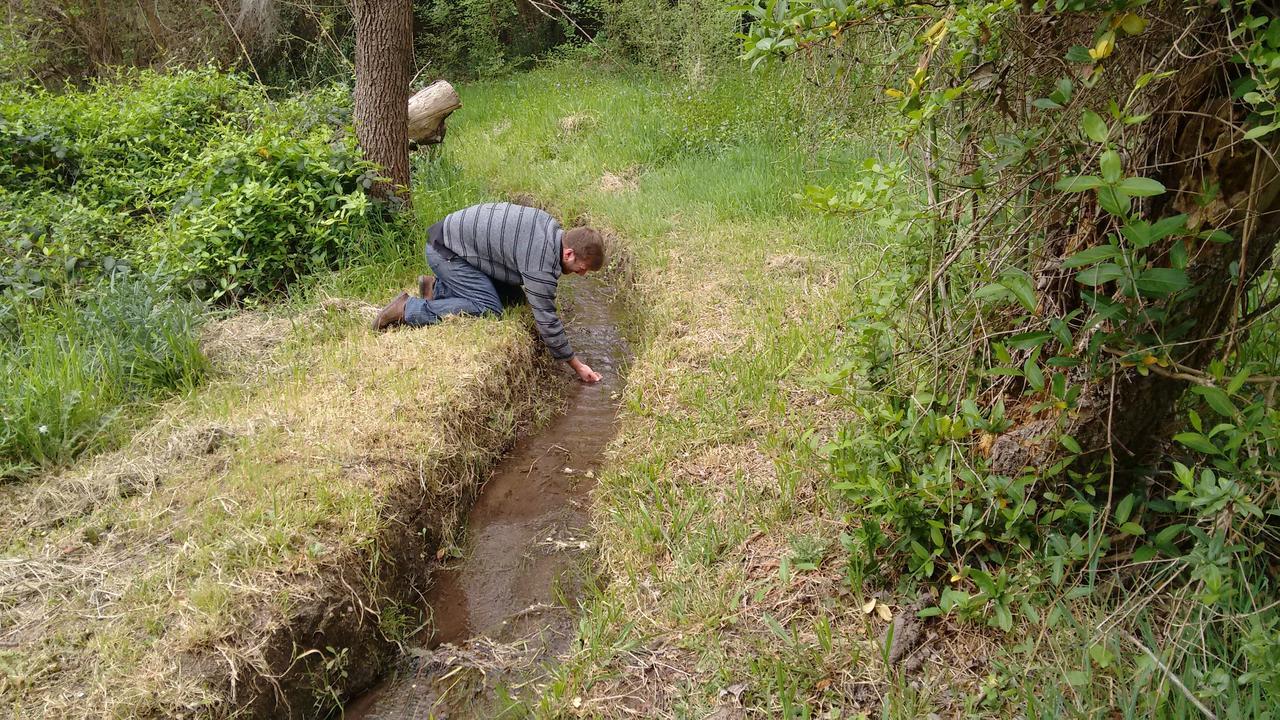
[986,367,1024,377]
[1191,386,1237,417]
[1119,521,1145,536]
[1008,331,1052,350]
[1154,523,1187,548]
[1116,177,1166,196]
[1099,149,1122,182]
[1148,214,1188,242]
[1002,269,1037,313]
[974,282,1013,303]
[1227,369,1250,395]
[1075,263,1125,286]
[1135,267,1190,295]
[1243,123,1278,140]
[1024,357,1045,391]
[1063,244,1120,268]
[1066,46,1094,63]
[1089,643,1115,668]
[1060,435,1082,454]
[1056,175,1105,192]
[1097,186,1131,216]
[1122,220,1154,249]
[1083,111,1110,142]
[1174,432,1220,455]
[1116,494,1135,524]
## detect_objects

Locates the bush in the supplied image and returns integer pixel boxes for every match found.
[599,0,741,72]
[1,69,380,304]
[0,68,388,479]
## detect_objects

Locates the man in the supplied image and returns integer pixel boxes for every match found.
[373,202,604,384]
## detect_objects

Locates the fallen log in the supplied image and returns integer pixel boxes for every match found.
[407,80,461,148]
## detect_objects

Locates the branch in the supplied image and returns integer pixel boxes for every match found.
[1120,630,1218,720]
[526,0,595,43]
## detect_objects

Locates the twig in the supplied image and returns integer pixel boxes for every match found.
[525,0,595,43]
[210,0,263,85]
[1121,630,1218,720]
[1102,346,1280,386]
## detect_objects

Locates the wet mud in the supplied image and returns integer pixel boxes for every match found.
[343,277,629,719]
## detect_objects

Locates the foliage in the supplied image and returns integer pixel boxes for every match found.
[413,0,601,80]
[0,68,391,479]
[599,0,743,72]
[743,0,1280,713]
[1,68,381,304]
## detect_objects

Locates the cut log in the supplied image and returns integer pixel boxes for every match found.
[407,80,461,147]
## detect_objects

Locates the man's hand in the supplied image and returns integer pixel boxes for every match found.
[568,356,602,384]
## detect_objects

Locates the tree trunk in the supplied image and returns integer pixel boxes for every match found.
[352,0,413,200]
[407,80,462,147]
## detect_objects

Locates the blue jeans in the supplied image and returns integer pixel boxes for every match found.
[404,243,520,326]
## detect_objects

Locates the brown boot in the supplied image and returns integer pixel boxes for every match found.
[418,274,435,300]
[373,291,410,331]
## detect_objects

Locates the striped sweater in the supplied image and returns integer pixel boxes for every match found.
[440,202,573,360]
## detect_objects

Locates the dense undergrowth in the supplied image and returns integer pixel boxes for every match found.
[0,69,392,479]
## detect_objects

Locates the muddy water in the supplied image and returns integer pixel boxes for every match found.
[342,278,628,719]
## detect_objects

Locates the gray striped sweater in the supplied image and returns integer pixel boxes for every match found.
[440,202,573,360]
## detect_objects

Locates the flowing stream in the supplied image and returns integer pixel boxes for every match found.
[342,277,629,719]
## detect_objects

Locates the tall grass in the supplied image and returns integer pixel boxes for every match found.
[0,279,206,480]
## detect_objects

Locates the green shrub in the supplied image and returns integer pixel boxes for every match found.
[1,70,380,304]
[0,68,388,478]
[599,0,741,72]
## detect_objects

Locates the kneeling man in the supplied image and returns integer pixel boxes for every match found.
[374,202,604,384]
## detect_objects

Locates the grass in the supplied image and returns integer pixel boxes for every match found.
[4,54,1258,719]
[0,299,561,717]
[443,60,1280,719]
[0,279,208,480]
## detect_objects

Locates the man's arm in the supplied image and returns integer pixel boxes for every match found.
[522,273,599,383]
[567,355,601,384]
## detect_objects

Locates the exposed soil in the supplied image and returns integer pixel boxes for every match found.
[342,277,630,719]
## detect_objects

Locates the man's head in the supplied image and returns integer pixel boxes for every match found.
[561,226,605,276]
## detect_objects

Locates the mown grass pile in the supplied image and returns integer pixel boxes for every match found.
[1,69,387,480]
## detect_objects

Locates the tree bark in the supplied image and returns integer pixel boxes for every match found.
[352,0,413,201]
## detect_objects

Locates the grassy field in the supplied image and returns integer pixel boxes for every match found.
[5,56,1251,719]
[440,61,1217,719]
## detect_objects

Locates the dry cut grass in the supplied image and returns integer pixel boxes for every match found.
[0,298,557,719]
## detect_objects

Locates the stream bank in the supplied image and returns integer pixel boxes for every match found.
[343,276,631,719]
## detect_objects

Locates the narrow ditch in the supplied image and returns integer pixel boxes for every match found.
[342,276,630,719]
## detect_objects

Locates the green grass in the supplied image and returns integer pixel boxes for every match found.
[0,279,207,480]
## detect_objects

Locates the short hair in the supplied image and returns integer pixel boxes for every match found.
[563,226,605,271]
